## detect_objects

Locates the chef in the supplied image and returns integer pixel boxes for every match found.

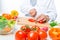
[20,0,57,23]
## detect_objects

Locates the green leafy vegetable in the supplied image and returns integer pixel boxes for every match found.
[8,20,15,27]
[0,16,8,30]
[50,21,58,27]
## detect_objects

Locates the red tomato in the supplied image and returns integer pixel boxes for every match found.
[25,28,31,34]
[12,16,18,21]
[31,25,40,32]
[12,16,18,19]
[38,21,44,24]
[21,26,26,30]
[28,19,35,22]
[21,25,31,34]
[15,30,27,40]
[38,30,47,40]
[38,18,45,24]
[27,31,38,40]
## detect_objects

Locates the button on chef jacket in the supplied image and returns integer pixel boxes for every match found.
[20,0,57,22]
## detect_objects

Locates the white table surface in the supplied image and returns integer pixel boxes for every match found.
[0,34,15,40]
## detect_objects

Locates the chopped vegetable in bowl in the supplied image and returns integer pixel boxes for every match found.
[0,16,16,34]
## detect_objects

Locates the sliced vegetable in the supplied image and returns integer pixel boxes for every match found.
[28,19,35,22]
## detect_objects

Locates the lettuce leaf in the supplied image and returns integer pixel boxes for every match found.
[0,16,8,30]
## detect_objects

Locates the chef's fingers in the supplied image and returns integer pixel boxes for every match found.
[37,17,44,21]
[42,18,46,22]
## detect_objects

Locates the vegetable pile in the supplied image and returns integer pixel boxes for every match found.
[15,25,60,40]
[15,25,48,40]
[0,10,18,34]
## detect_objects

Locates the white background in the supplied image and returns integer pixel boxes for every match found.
[0,0,60,40]
[0,0,60,21]
[54,0,60,22]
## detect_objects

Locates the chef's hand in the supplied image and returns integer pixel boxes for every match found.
[29,9,37,17]
[36,14,50,23]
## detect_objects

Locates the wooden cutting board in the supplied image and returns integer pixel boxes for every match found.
[17,17,51,27]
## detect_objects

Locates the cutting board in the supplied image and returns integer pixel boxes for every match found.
[17,17,50,28]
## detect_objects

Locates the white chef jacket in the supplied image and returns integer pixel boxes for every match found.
[20,0,57,22]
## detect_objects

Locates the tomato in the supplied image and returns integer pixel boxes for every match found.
[38,21,43,23]
[49,28,60,40]
[2,14,11,20]
[25,28,31,34]
[10,10,18,17]
[31,25,40,32]
[21,26,26,31]
[15,30,27,40]
[28,19,35,22]
[38,30,47,40]
[38,18,45,24]
[38,20,44,24]
[11,16,18,21]
[12,16,18,19]
[21,25,31,34]
[27,31,38,40]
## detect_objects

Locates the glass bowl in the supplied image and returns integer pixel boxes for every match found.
[0,16,16,35]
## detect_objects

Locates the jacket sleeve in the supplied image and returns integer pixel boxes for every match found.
[45,0,57,22]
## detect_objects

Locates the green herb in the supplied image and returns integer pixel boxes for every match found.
[50,21,58,27]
